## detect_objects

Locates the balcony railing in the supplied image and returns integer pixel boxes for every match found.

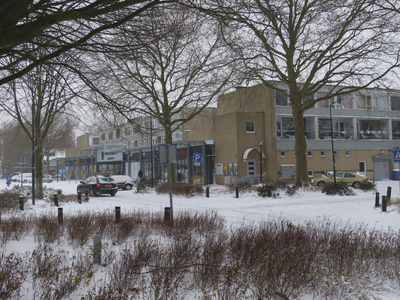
[277,130,391,140]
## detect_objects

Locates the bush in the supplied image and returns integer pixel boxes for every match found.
[285,184,300,196]
[358,180,376,192]
[257,182,299,198]
[257,183,280,198]
[0,192,21,213]
[228,181,256,193]
[155,183,203,197]
[135,179,155,194]
[322,182,356,196]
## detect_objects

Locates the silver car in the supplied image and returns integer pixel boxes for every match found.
[42,174,53,183]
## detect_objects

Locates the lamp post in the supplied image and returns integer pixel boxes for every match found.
[150,117,153,188]
[259,140,264,183]
[330,100,340,187]
[56,158,59,183]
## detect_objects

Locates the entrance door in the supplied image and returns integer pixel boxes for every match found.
[359,161,367,176]
[247,160,256,175]
[373,159,390,180]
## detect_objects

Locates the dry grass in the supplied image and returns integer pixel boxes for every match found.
[0,209,399,299]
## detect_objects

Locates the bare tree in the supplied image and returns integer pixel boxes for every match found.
[0,0,162,86]
[187,0,400,185]
[0,57,81,199]
[80,3,242,181]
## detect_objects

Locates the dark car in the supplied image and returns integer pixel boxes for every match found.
[77,175,118,196]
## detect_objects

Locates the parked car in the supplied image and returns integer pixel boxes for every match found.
[11,173,21,182]
[311,171,368,188]
[42,174,53,183]
[77,175,118,196]
[13,173,33,183]
[111,175,135,190]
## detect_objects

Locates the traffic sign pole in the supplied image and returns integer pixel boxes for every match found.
[393,148,400,194]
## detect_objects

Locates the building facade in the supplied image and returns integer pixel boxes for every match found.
[63,110,216,184]
[213,83,400,184]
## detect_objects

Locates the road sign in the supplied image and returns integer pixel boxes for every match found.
[394,149,400,162]
[193,153,202,163]
[158,144,178,164]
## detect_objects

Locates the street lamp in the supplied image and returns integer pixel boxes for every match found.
[330,100,340,187]
[150,117,153,188]
[259,140,264,183]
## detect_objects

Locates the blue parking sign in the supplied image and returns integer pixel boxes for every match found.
[193,153,202,163]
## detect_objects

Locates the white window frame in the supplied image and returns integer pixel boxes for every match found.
[321,150,326,157]
[280,150,286,158]
[308,170,314,177]
[308,150,313,157]
[346,150,351,157]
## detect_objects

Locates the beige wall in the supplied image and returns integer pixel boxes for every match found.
[77,135,90,149]
[277,149,392,181]
[181,107,217,141]
[65,147,79,158]
[214,84,278,184]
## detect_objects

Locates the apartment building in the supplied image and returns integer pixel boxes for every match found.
[64,109,216,183]
[213,83,400,184]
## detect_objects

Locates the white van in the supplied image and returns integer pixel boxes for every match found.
[14,173,33,183]
[111,175,135,190]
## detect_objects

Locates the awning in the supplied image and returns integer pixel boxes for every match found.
[242,147,266,161]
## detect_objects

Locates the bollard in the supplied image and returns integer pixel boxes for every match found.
[206,186,210,198]
[85,191,89,201]
[19,195,24,211]
[164,207,171,223]
[93,235,102,264]
[236,187,239,198]
[375,192,380,207]
[382,195,387,212]
[77,192,82,204]
[58,208,63,224]
[387,186,392,202]
[53,194,59,207]
[115,206,121,223]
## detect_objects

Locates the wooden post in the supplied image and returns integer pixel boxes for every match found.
[93,235,102,264]
[58,208,63,224]
[19,195,24,211]
[115,206,121,223]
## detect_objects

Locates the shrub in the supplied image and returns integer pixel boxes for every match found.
[322,182,356,196]
[136,179,155,194]
[0,192,21,213]
[0,252,27,299]
[34,213,64,244]
[285,184,300,196]
[228,181,256,193]
[358,180,376,192]
[155,183,203,197]
[257,183,280,198]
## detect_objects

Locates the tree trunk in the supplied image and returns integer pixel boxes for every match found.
[35,140,44,200]
[164,126,176,183]
[291,98,310,186]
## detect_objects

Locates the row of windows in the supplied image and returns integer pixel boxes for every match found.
[280,150,351,158]
[99,132,182,146]
[276,90,400,111]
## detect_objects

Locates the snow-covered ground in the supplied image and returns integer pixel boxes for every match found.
[2,178,400,299]
[2,178,398,231]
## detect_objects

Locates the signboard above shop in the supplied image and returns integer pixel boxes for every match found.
[97,150,123,162]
